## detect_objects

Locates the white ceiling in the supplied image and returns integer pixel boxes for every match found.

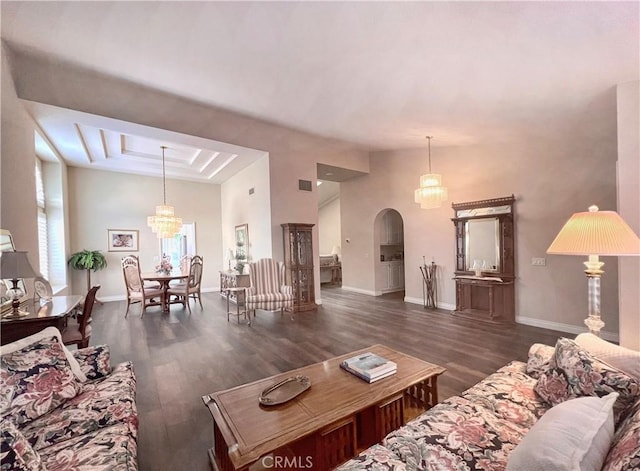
[2,1,638,170]
[24,101,266,184]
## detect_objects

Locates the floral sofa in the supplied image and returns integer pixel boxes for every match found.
[1,327,137,470]
[338,334,640,471]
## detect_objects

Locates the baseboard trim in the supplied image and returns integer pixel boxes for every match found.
[516,316,619,343]
[341,286,379,296]
[96,287,219,303]
[404,296,455,311]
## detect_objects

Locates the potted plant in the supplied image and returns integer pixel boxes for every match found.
[68,250,108,294]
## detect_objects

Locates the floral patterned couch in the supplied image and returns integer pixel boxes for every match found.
[338,335,640,471]
[1,327,137,470]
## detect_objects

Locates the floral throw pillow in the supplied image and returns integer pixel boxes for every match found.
[535,338,640,424]
[72,344,111,380]
[0,419,43,471]
[526,343,556,379]
[0,336,81,426]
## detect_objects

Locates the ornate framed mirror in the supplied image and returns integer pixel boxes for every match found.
[451,196,516,322]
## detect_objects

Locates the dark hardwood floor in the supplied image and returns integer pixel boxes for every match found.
[89,286,564,471]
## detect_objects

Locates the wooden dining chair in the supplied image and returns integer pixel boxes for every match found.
[62,285,100,349]
[121,255,163,317]
[167,255,203,313]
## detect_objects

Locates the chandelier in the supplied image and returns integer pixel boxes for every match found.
[147,146,182,238]
[414,136,448,209]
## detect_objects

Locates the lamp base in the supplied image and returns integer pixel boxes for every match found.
[584,314,605,336]
[2,308,29,319]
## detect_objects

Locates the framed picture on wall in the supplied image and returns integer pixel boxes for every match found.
[108,229,139,252]
[235,224,249,263]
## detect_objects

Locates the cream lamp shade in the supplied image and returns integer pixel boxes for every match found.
[547,206,640,256]
[546,205,640,336]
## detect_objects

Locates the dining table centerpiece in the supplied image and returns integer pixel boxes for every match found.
[155,256,173,275]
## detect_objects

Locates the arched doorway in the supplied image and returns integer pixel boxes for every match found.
[373,209,405,296]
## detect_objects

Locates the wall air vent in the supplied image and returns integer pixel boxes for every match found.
[298,179,313,192]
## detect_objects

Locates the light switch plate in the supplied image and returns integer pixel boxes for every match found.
[531,257,546,266]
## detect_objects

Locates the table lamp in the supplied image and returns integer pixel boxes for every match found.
[0,251,39,318]
[547,205,640,336]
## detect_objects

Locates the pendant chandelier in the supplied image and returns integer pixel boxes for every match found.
[414,136,448,209]
[147,146,182,238]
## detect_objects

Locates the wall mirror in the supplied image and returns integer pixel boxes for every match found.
[465,218,500,271]
[451,195,515,278]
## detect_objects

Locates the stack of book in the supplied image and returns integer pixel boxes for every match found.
[340,352,397,383]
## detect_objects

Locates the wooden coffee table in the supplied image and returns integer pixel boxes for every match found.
[202,344,445,470]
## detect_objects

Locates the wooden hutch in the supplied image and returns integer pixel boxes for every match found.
[282,223,316,312]
[451,195,516,323]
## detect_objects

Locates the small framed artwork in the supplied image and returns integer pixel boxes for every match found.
[108,229,139,252]
[235,224,249,262]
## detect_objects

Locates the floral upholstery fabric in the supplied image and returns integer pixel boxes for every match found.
[336,362,550,471]
[72,345,111,381]
[39,423,137,471]
[336,444,407,470]
[385,362,547,471]
[525,343,555,379]
[0,419,43,471]
[1,331,137,471]
[21,362,137,451]
[534,338,640,423]
[603,397,640,471]
[1,337,81,426]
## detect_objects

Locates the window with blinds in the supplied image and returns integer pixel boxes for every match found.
[35,159,49,279]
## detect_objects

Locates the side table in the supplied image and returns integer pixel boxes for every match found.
[226,287,248,325]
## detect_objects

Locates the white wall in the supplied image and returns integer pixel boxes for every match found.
[616,80,640,349]
[341,129,621,338]
[318,197,341,255]
[68,167,222,299]
[221,153,272,266]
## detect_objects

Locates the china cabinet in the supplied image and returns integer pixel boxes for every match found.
[282,223,316,312]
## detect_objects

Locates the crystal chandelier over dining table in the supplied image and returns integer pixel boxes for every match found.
[147,146,182,238]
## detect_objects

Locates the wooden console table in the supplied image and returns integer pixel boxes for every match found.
[219,271,250,304]
[454,276,515,323]
[202,345,445,470]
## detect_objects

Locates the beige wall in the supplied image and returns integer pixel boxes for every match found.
[318,197,341,255]
[1,46,39,275]
[68,167,222,299]
[341,130,621,339]
[617,81,640,349]
[221,153,272,266]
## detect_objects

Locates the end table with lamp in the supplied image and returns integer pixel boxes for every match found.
[1,251,39,319]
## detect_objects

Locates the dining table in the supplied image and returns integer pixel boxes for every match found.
[1,295,83,345]
[141,272,189,312]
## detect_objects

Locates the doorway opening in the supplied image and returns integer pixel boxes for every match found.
[374,209,405,296]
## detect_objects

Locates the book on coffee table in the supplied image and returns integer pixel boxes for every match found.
[340,352,397,382]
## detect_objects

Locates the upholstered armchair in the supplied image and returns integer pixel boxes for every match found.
[246,258,294,322]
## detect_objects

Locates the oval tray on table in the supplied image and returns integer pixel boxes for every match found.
[259,375,311,406]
